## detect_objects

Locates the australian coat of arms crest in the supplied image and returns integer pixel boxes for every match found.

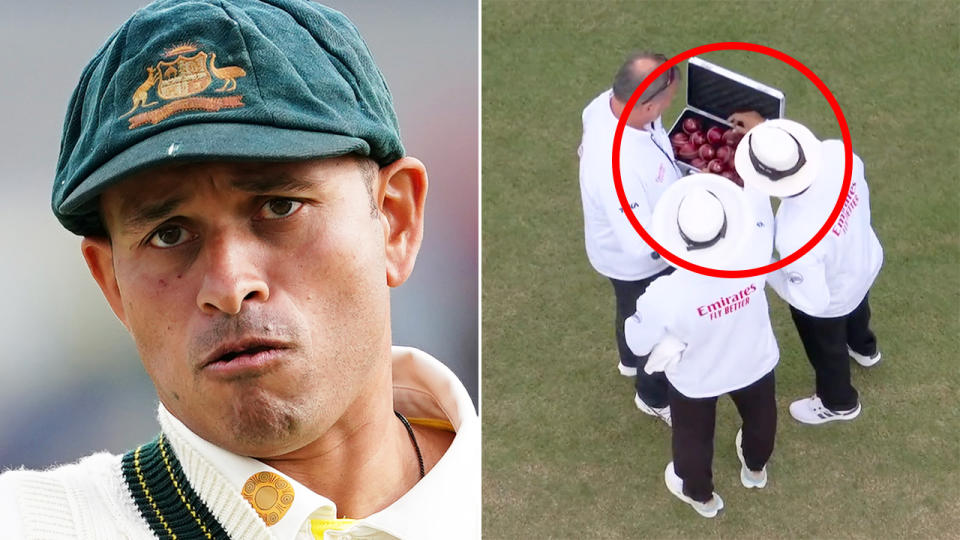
[120,44,247,129]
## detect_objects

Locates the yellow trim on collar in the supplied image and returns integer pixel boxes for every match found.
[406,417,455,432]
[311,518,356,537]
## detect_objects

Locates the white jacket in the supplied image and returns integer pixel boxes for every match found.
[625,270,779,398]
[578,90,682,280]
[767,140,883,317]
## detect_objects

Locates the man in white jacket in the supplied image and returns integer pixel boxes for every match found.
[625,173,779,518]
[733,115,883,425]
[578,52,682,423]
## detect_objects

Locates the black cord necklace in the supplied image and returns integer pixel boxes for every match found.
[647,124,682,177]
[394,411,425,479]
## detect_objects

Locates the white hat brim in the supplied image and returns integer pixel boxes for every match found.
[734,118,822,198]
[651,173,753,271]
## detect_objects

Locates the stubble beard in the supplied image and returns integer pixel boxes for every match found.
[224,383,309,453]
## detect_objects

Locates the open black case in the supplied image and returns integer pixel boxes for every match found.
[668,57,786,175]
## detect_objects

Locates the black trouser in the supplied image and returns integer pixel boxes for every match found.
[788,293,876,411]
[609,267,673,408]
[670,370,777,502]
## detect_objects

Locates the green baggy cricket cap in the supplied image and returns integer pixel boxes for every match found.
[52,0,404,236]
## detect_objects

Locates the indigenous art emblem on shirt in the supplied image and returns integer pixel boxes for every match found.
[242,471,296,526]
[120,43,247,129]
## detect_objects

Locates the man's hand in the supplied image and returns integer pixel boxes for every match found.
[728,110,765,133]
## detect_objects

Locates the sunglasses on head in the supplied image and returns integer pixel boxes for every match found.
[640,56,678,104]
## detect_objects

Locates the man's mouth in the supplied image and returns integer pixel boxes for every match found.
[214,344,275,363]
[202,339,291,370]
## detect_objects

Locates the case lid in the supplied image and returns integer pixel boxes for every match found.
[686,57,785,120]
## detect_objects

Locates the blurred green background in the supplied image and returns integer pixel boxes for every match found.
[482,0,959,537]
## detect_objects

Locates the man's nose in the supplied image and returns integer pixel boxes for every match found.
[195,231,269,315]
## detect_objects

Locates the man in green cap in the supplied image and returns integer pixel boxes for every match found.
[0,1,478,538]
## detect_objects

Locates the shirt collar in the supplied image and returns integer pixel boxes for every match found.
[604,90,664,136]
[158,401,336,539]
[158,346,479,540]
[359,346,480,539]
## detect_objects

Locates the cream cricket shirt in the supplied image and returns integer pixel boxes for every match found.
[0,347,479,540]
[578,90,682,281]
[625,270,779,398]
[766,140,883,318]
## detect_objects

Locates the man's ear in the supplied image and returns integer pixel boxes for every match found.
[81,237,129,329]
[375,157,428,287]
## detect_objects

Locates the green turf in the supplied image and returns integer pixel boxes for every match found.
[481,0,960,537]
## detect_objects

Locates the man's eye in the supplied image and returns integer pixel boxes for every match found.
[148,225,190,248]
[257,199,303,220]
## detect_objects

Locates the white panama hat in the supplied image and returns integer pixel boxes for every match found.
[651,173,754,270]
[734,118,822,198]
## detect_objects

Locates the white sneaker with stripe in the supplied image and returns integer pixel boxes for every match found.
[634,393,672,427]
[663,462,724,518]
[789,395,861,425]
[735,429,767,488]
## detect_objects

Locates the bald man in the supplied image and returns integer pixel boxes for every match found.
[578,51,682,424]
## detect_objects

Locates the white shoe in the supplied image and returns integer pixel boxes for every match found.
[663,462,724,518]
[789,395,861,425]
[634,393,672,427]
[618,361,638,377]
[735,429,767,488]
[848,346,881,367]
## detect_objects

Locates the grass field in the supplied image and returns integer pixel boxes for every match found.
[481,1,959,537]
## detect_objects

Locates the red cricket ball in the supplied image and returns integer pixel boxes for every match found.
[690,157,707,170]
[706,126,724,145]
[722,129,743,147]
[682,117,702,134]
[670,132,689,148]
[676,142,698,161]
[715,145,733,163]
[690,131,706,147]
[707,159,725,174]
[698,144,715,160]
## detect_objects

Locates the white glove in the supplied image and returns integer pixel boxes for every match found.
[644,333,686,374]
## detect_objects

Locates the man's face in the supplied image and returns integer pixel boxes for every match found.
[87,156,401,457]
